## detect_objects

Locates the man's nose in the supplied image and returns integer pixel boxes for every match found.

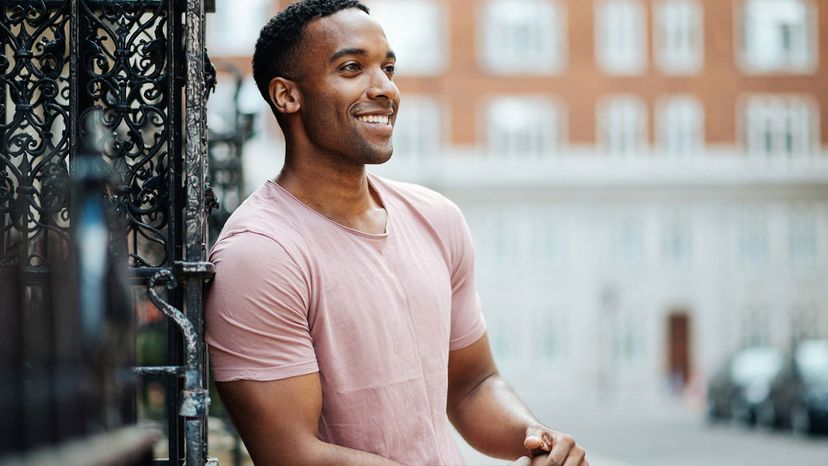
[366,68,399,101]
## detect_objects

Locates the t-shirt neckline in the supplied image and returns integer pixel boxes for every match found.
[267,173,390,240]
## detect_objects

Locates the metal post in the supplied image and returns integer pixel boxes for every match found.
[182,1,211,465]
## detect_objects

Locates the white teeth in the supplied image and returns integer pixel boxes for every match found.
[357,115,389,125]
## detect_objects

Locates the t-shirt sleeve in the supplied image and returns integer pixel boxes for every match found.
[444,200,487,351]
[205,231,318,382]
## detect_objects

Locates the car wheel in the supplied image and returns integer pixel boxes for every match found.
[757,402,779,430]
[707,399,720,422]
[731,400,751,427]
[791,403,813,435]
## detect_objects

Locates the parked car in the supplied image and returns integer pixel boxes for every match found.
[707,346,783,425]
[758,339,828,434]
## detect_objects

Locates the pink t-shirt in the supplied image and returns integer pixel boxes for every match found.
[205,173,486,465]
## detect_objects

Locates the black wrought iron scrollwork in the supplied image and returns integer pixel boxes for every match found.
[77,0,172,268]
[2,1,212,463]
[1,1,177,269]
[0,1,72,268]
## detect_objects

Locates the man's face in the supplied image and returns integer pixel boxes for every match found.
[292,8,400,166]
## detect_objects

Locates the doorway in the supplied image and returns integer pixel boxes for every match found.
[667,312,692,394]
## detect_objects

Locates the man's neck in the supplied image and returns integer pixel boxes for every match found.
[275,156,387,235]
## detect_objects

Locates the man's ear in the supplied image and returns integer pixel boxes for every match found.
[268,77,301,115]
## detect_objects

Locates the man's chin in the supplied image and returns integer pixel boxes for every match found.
[362,145,394,165]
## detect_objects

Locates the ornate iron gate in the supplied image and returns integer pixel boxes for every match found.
[1,1,215,464]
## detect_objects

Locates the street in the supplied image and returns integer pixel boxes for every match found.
[456,394,828,466]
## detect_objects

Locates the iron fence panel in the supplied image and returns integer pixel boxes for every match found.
[0,1,213,464]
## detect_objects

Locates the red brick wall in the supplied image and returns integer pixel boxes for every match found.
[220,0,828,148]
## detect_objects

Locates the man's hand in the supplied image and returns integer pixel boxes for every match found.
[448,334,590,463]
[520,424,589,466]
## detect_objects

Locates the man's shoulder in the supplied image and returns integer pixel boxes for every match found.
[371,173,458,216]
[371,174,469,252]
[212,182,309,254]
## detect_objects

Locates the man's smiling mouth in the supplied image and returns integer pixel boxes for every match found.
[356,114,390,125]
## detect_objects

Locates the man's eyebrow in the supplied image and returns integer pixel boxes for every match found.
[329,48,397,62]
[330,48,367,62]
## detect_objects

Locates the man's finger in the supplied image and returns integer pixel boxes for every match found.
[524,425,552,452]
[524,434,546,451]
[544,433,575,466]
[561,445,586,466]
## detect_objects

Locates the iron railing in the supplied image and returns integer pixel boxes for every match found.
[0,0,215,464]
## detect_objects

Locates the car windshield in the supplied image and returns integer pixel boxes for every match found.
[796,340,828,384]
[731,347,783,384]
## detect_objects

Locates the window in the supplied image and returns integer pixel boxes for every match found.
[599,96,648,157]
[365,0,446,76]
[486,96,564,158]
[741,305,770,347]
[531,211,565,268]
[789,207,817,268]
[744,95,818,157]
[480,0,566,74]
[791,303,820,341]
[740,0,816,73]
[489,311,515,358]
[491,210,513,267]
[391,96,441,159]
[654,0,703,74]
[613,308,645,364]
[737,209,768,268]
[662,213,693,267]
[206,0,272,55]
[537,307,568,362]
[657,96,704,157]
[595,0,646,74]
[612,214,644,266]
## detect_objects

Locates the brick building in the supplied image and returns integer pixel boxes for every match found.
[207,0,828,400]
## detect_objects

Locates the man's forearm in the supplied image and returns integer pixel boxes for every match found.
[448,373,540,460]
[250,437,404,466]
[304,439,404,466]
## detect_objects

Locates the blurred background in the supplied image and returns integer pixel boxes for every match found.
[1,0,827,465]
[201,0,828,464]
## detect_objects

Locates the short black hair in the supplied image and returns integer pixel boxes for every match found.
[252,0,370,114]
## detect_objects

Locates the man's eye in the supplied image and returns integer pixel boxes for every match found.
[383,64,396,75]
[341,63,360,72]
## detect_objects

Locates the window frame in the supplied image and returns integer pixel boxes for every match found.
[656,95,705,157]
[364,0,449,77]
[598,95,650,157]
[741,94,820,158]
[788,206,819,268]
[735,207,769,269]
[389,95,444,159]
[654,0,704,74]
[736,0,819,75]
[595,0,648,75]
[478,0,568,75]
[482,95,567,159]
[205,0,273,56]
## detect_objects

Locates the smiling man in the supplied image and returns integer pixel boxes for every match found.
[205,1,588,465]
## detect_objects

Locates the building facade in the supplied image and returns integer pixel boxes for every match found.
[207,0,828,401]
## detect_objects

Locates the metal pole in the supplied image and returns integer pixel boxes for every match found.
[182,1,210,464]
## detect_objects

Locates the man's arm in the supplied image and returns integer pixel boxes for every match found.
[447,333,589,466]
[216,373,402,466]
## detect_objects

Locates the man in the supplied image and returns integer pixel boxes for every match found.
[205,1,588,465]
